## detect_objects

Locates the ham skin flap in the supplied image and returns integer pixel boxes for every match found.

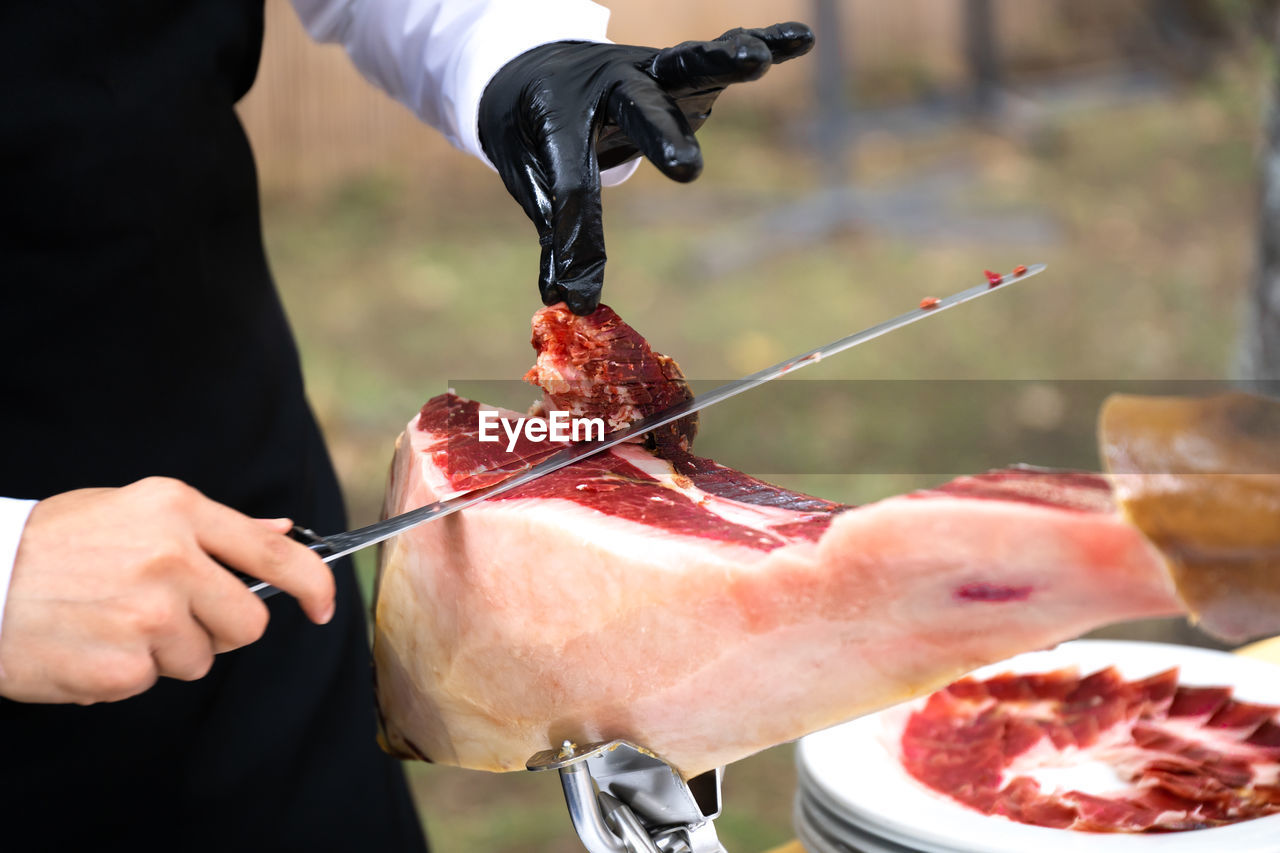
[371,304,1186,779]
[1100,392,1280,642]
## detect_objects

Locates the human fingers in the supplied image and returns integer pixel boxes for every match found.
[254,517,294,533]
[0,604,159,704]
[189,495,335,625]
[186,551,272,654]
[147,602,216,682]
[606,68,702,183]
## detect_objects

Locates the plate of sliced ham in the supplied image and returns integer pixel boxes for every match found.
[796,639,1280,852]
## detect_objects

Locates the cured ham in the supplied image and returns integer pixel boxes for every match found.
[374,391,1182,777]
[901,667,1280,831]
[373,304,1252,779]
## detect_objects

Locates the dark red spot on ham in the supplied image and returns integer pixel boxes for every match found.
[955,583,1032,602]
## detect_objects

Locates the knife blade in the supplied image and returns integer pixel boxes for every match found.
[250,263,1045,598]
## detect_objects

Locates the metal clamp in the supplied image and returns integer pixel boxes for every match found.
[528,740,727,853]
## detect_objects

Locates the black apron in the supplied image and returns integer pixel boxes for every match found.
[0,2,427,849]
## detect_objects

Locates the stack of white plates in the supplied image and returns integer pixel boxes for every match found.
[793,640,1280,853]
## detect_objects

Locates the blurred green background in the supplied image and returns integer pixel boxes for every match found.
[243,1,1274,850]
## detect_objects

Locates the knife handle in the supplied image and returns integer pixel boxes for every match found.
[238,524,335,600]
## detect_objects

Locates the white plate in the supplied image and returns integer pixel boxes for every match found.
[795,640,1280,853]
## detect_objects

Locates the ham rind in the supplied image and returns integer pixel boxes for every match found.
[373,392,1182,777]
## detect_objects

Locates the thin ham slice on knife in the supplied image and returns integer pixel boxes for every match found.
[372,303,1280,784]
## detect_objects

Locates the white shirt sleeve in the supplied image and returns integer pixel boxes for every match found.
[0,498,38,641]
[290,0,641,185]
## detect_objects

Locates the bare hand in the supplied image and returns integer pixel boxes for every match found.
[0,477,336,704]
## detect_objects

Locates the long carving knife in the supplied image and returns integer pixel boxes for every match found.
[250,264,1045,598]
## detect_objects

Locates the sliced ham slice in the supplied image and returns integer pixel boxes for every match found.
[524,303,697,452]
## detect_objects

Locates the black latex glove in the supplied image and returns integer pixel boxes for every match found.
[478,22,815,315]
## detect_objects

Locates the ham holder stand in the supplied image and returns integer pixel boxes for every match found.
[528,739,726,853]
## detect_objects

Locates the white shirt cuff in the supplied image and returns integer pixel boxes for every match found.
[292,0,618,167]
[600,159,642,188]
[447,0,612,166]
[0,498,38,642]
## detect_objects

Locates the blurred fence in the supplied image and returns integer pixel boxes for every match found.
[239,0,1175,193]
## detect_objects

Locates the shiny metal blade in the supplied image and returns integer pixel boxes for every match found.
[250,263,1044,596]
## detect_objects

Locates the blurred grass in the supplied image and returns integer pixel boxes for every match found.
[264,58,1265,852]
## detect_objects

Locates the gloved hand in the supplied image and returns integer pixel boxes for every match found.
[479,22,815,315]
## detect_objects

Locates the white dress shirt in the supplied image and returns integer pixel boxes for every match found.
[0,0,635,640]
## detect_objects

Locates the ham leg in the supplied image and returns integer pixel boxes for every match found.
[370,308,1202,778]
